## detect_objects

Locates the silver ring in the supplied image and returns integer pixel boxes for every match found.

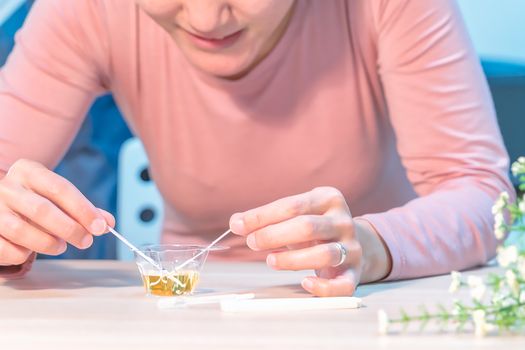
[332,242,347,267]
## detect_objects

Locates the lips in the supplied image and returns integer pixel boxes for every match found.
[184,29,244,50]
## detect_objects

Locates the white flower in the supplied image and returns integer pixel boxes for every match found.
[493,213,506,240]
[467,276,486,301]
[471,287,486,302]
[518,256,525,279]
[511,157,525,176]
[491,191,510,240]
[491,292,515,308]
[491,291,506,304]
[497,246,519,267]
[494,213,505,226]
[472,309,495,337]
[505,270,520,297]
[470,286,486,302]
[491,192,509,214]
[494,226,506,241]
[377,309,390,334]
[449,271,462,293]
[467,275,483,287]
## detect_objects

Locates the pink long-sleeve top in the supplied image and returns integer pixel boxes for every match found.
[0,0,513,281]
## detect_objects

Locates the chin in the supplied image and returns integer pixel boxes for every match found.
[184,50,256,80]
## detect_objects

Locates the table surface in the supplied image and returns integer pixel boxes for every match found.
[0,260,523,349]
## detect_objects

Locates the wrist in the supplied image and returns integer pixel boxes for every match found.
[353,218,392,283]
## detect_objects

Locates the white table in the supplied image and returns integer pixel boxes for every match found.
[0,260,523,349]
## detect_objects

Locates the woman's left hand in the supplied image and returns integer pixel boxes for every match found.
[229,186,391,297]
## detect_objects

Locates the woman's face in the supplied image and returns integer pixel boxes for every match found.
[135,0,295,79]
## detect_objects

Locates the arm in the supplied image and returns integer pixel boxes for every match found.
[226,0,512,296]
[359,0,514,280]
[0,0,109,171]
[0,0,111,277]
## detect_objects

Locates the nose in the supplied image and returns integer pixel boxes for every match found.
[182,0,231,35]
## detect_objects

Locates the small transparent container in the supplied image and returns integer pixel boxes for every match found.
[134,244,223,297]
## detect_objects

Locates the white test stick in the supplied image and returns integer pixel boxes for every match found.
[220,296,362,313]
[107,226,162,270]
[175,228,232,270]
[158,293,255,309]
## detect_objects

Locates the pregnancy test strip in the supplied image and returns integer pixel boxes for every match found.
[158,293,255,309]
[220,296,362,313]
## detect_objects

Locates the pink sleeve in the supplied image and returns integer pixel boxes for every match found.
[359,0,514,280]
[0,0,108,171]
[0,0,108,276]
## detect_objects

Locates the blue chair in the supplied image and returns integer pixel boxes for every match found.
[0,1,28,67]
[116,138,164,260]
[481,60,525,195]
[482,60,525,169]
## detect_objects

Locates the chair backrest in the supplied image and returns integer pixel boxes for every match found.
[482,61,525,170]
[117,138,164,260]
[0,0,26,25]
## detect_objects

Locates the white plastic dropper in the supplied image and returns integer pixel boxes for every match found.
[107,226,232,271]
[107,226,162,270]
[175,228,232,270]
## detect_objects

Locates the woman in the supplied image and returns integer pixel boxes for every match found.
[0,0,513,296]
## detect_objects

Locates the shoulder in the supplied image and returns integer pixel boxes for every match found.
[303,0,378,43]
[26,0,137,35]
[361,0,461,33]
[19,0,138,86]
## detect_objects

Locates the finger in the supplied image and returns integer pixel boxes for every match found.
[0,235,32,266]
[247,215,352,251]
[267,241,359,270]
[13,161,106,235]
[98,209,115,231]
[230,187,346,235]
[0,210,67,255]
[2,185,94,249]
[301,273,358,297]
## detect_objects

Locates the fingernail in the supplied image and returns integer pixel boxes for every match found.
[90,218,107,235]
[266,254,276,267]
[246,235,258,250]
[57,240,67,254]
[302,278,315,291]
[81,235,93,249]
[230,217,245,235]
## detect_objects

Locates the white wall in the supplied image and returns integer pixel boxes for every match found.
[458,0,525,64]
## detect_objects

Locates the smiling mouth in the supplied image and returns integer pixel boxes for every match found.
[183,29,244,50]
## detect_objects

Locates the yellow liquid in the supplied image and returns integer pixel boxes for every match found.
[142,271,200,296]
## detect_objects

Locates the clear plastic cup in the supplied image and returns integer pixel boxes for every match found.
[134,244,225,297]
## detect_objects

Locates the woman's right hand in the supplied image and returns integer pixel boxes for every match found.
[0,159,115,266]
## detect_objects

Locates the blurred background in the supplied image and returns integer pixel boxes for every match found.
[457,0,525,173]
[0,0,524,260]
